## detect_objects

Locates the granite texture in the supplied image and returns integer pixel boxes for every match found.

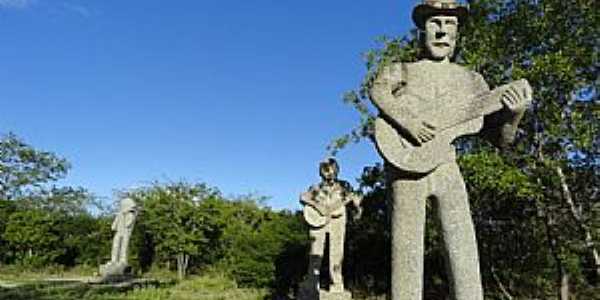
[99,198,139,280]
[319,290,353,300]
[368,1,532,299]
[298,159,362,300]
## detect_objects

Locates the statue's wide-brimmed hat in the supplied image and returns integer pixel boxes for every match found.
[412,0,469,29]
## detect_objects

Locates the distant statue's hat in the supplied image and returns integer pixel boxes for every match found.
[412,0,469,29]
[120,197,137,211]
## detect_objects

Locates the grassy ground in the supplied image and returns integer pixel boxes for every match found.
[0,267,267,300]
[0,266,392,300]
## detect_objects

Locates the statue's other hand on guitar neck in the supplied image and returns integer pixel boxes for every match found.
[501,79,532,115]
[351,194,364,221]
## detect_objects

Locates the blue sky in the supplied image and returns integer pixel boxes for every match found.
[0,0,419,210]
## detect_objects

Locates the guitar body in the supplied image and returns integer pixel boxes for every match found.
[374,85,514,174]
[370,59,530,174]
[303,202,346,228]
[302,184,353,228]
[303,204,328,228]
[375,117,452,174]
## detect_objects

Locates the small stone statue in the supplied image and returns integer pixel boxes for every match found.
[298,158,362,300]
[99,197,139,280]
[368,1,532,299]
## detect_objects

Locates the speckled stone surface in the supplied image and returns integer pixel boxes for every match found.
[99,198,139,280]
[368,1,531,299]
[320,289,353,300]
[298,159,362,299]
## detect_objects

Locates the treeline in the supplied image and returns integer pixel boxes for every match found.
[0,133,309,295]
[0,188,308,292]
[2,130,598,299]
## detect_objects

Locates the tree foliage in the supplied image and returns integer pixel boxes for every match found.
[0,133,103,266]
[0,133,70,200]
[127,182,222,280]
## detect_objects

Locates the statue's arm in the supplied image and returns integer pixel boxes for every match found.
[300,186,327,216]
[368,63,436,144]
[339,181,363,220]
[340,181,363,208]
[111,216,119,231]
[299,185,316,205]
[125,210,137,228]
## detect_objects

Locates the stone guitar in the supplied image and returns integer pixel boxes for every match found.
[302,193,361,228]
[374,79,532,174]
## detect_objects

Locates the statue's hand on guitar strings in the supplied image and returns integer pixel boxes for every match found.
[301,190,327,216]
[415,120,438,145]
[401,118,438,146]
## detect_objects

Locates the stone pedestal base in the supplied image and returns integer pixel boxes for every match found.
[297,282,352,300]
[99,262,132,282]
[319,290,352,300]
[297,279,317,300]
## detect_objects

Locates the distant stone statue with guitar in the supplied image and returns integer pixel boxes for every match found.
[298,158,362,300]
[368,1,532,299]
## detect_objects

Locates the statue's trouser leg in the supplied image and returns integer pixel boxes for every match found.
[111,234,122,263]
[308,227,326,290]
[329,214,347,292]
[389,170,428,300]
[432,163,483,300]
[119,232,131,264]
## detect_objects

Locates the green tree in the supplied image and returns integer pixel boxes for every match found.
[128,182,222,280]
[3,209,63,266]
[0,133,103,266]
[59,213,112,267]
[0,133,70,200]
[213,196,308,291]
[0,199,17,263]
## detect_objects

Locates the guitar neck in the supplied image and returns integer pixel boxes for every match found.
[437,87,506,131]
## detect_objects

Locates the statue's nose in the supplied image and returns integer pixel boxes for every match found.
[435,31,447,39]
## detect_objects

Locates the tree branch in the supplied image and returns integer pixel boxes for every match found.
[556,166,600,278]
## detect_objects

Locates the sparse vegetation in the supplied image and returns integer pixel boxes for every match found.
[0,270,267,300]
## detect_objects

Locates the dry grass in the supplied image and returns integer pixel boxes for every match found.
[0,267,267,300]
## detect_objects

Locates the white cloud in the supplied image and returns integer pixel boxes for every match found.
[0,0,94,18]
[0,0,36,9]
[61,2,91,18]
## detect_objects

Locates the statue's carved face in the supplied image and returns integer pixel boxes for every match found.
[320,162,339,182]
[424,15,458,61]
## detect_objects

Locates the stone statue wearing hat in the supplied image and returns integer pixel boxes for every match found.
[298,158,362,300]
[99,197,139,280]
[368,0,532,299]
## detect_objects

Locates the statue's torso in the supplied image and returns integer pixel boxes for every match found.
[399,61,489,163]
[403,60,488,140]
[313,181,348,216]
[114,211,135,234]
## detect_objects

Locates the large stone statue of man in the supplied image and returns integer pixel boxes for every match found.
[368,1,532,299]
[298,158,362,300]
[100,197,139,279]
